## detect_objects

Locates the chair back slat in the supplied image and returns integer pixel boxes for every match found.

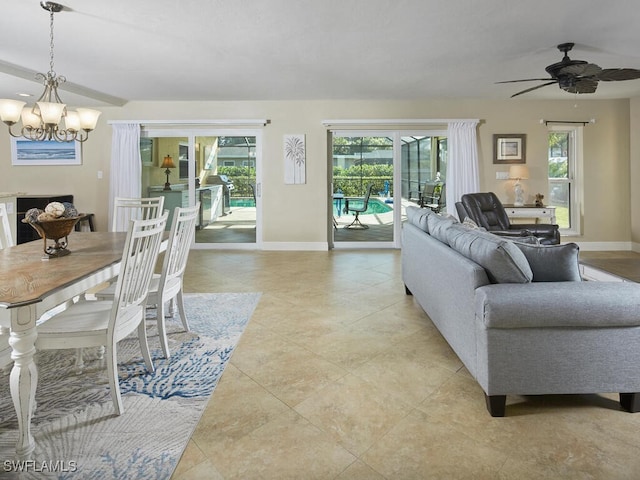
[0,203,14,250]
[160,203,199,289]
[109,212,168,335]
[112,197,165,232]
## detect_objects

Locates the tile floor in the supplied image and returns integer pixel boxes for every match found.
[172,249,640,479]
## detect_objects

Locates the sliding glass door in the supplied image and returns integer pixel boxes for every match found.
[141,129,261,248]
[330,130,447,249]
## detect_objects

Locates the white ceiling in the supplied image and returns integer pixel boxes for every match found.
[2,0,640,108]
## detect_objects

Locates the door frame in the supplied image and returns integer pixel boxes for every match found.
[142,127,263,249]
[329,129,445,249]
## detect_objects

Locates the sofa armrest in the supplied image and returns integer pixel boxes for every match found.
[476,282,640,329]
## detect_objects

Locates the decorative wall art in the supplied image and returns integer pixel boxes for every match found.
[11,139,82,166]
[493,134,526,164]
[284,134,306,184]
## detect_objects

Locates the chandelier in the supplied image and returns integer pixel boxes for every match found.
[0,2,101,143]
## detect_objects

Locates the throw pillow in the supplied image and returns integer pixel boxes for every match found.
[427,213,458,244]
[406,205,431,232]
[448,228,533,284]
[462,216,480,229]
[514,242,581,282]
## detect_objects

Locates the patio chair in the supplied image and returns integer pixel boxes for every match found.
[35,212,168,415]
[422,183,445,213]
[343,184,374,229]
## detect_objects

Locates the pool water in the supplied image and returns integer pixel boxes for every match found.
[229,198,255,207]
[231,197,392,214]
[341,198,392,215]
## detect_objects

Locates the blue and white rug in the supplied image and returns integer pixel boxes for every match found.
[0,292,260,479]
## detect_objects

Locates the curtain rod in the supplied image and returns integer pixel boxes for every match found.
[321,118,479,127]
[540,119,596,126]
[107,119,270,126]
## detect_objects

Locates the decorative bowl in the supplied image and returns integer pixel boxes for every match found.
[22,215,83,257]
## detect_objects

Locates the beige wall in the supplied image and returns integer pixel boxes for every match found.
[0,97,633,248]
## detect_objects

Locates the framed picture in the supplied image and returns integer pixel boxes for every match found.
[140,137,154,166]
[284,134,306,184]
[493,134,526,164]
[11,138,81,166]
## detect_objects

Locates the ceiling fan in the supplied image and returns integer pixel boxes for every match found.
[497,42,640,98]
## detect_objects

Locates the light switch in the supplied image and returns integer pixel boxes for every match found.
[496,171,510,180]
[97,171,103,179]
[5,202,13,214]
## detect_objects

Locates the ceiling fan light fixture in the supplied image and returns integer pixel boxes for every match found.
[0,1,100,143]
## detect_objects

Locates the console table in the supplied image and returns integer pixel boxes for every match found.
[503,204,556,224]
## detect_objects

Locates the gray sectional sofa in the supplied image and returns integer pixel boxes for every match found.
[402,205,640,416]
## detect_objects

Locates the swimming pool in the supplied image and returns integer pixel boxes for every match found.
[337,197,392,215]
[229,198,256,207]
[231,197,392,214]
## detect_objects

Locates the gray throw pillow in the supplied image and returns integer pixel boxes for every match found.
[514,242,581,282]
[427,213,458,244]
[448,228,533,284]
[406,205,431,232]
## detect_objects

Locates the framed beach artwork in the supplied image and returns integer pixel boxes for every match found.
[11,138,82,166]
[284,134,306,184]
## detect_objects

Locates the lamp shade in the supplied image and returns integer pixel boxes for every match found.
[36,101,66,125]
[161,155,176,169]
[76,108,101,131]
[0,99,26,123]
[509,165,529,180]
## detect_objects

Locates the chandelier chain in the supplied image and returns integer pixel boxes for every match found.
[48,5,55,75]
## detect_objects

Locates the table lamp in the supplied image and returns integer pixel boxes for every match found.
[509,165,529,206]
[161,155,176,191]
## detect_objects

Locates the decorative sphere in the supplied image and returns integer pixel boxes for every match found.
[45,201,66,218]
[61,202,79,218]
[24,208,43,223]
[37,212,58,222]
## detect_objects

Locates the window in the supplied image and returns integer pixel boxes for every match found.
[548,126,581,233]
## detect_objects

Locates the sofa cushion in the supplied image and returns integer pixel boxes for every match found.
[514,242,581,282]
[406,205,432,233]
[447,226,533,284]
[427,213,458,244]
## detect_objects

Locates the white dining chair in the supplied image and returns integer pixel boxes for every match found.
[0,203,14,367]
[96,203,199,358]
[35,212,168,415]
[111,196,165,232]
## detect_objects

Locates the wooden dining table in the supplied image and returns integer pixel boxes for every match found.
[0,232,128,459]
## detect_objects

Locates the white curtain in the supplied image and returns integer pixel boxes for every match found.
[447,121,480,219]
[109,123,141,231]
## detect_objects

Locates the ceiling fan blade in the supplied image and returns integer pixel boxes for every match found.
[510,81,558,98]
[496,78,554,84]
[562,78,598,94]
[596,68,640,81]
[556,62,602,77]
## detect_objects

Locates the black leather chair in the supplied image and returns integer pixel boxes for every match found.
[459,192,560,245]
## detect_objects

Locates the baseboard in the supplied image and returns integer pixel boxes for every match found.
[573,241,633,251]
[262,242,329,251]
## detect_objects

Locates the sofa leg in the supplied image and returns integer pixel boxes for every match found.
[485,394,506,417]
[620,393,640,412]
[405,285,412,295]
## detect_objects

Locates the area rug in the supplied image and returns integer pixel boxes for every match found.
[0,292,260,479]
